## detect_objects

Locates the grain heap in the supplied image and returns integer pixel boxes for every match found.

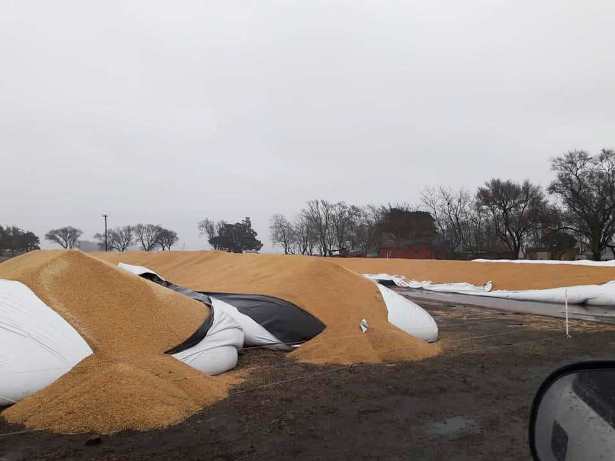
[333,257,615,291]
[1,250,440,434]
[0,251,233,433]
[97,251,441,364]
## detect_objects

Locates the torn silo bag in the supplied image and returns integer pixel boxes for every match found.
[0,280,93,405]
[375,284,439,342]
[117,262,326,349]
[171,303,244,376]
[210,296,290,350]
[202,292,326,347]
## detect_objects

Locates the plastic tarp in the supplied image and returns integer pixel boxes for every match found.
[118,264,245,374]
[202,292,325,347]
[375,284,439,342]
[210,297,290,350]
[473,259,615,267]
[118,262,164,278]
[1,266,281,404]
[362,273,408,288]
[118,263,325,349]
[364,273,615,307]
[119,262,439,345]
[0,280,93,405]
[478,282,615,306]
[171,304,244,376]
[364,274,493,293]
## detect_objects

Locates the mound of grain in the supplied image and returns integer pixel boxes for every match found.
[95,251,441,364]
[3,355,234,434]
[0,250,233,434]
[0,250,207,354]
[333,257,615,291]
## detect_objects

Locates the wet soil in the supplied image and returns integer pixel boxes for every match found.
[2,300,615,460]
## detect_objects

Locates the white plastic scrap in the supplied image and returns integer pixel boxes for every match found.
[363,274,492,292]
[363,273,615,307]
[473,258,615,267]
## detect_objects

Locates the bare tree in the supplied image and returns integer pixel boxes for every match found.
[134,224,162,251]
[549,149,615,260]
[467,201,497,255]
[303,200,336,256]
[157,228,179,251]
[95,225,134,252]
[270,214,296,254]
[477,179,549,259]
[45,226,82,249]
[198,219,216,241]
[293,214,317,255]
[198,218,225,250]
[351,205,383,256]
[111,225,135,252]
[421,186,478,255]
[329,202,362,255]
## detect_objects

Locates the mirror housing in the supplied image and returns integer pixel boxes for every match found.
[530,361,615,460]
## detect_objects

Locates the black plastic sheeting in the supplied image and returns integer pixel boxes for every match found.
[372,278,398,288]
[143,273,213,306]
[139,273,325,350]
[202,292,326,346]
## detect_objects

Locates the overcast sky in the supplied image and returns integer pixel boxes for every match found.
[1,1,614,251]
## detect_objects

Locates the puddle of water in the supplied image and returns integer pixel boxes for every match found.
[426,416,481,438]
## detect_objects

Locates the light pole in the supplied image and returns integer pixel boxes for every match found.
[102,214,108,251]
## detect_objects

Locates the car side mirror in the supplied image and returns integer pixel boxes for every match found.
[530,361,615,460]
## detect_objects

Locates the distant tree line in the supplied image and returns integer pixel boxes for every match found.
[94,224,179,251]
[421,180,564,260]
[5,149,614,261]
[0,225,40,256]
[423,149,615,260]
[272,149,615,261]
[43,224,179,252]
[269,200,435,257]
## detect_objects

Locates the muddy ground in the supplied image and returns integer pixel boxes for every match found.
[2,299,615,461]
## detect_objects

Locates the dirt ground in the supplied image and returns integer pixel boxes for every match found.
[2,299,615,461]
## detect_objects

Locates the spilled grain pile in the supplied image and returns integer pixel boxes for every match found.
[0,251,234,433]
[332,258,615,291]
[96,251,441,365]
[1,250,440,434]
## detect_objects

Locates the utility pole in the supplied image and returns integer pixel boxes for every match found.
[102,214,108,251]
